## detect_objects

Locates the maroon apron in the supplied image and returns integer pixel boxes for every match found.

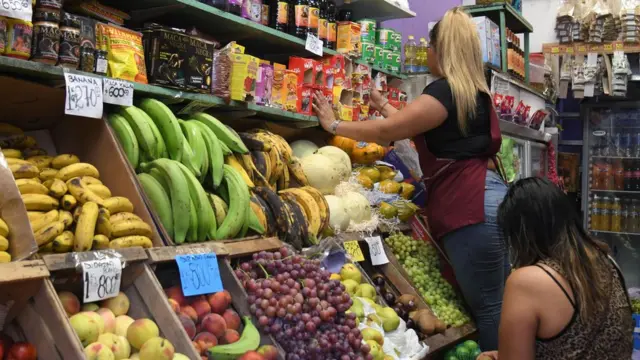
[412,104,504,241]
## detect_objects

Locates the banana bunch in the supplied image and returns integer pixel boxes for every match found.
[4,139,154,253]
[0,217,11,263]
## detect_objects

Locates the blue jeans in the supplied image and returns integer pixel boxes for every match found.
[442,170,509,351]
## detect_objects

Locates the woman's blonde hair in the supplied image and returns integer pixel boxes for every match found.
[432,7,491,133]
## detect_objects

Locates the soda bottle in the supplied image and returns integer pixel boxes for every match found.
[270,0,289,32]
[602,159,613,190]
[611,197,622,232]
[318,0,327,46]
[623,130,631,157]
[614,159,625,190]
[417,37,428,72]
[624,159,633,190]
[614,131,622,157]
[592,159,602,190]
[308,0,319,36]
[290,0,308,39]
[634,160,640,191]
[403,35,417,73]
[635,132,640,158]
[326,0,336,49]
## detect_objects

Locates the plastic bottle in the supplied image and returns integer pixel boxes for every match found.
[403,35,417,73]
[270,0,289,32]
[318,0,327,45]
[417,37,428,72]
[290,0,308,39]
[308,0,319,36]
[326,0,336,49]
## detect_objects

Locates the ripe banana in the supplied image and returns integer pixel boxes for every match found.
[27,155,53,170]
[92,234,110,250]
[148,159,190,243]
[10,163,39,179]
[283,197,308,248]
[191,121,223,188]
[44,178,68,198]
[51,154,80,169]
[6,158,30,166]
[237,153,256,182]
[207,193,226,227]
[56,163,99,182]
[111,220,152,238]
[287,157,309,187]
[103,197,134,214]
[110,212,143,225]
[251,193,275,235]
[120,106,160,160]
[67,177,105,205]
[22,147,45,157]
[251,151,267,178]
[27,211,44,222]
[0,251,11,263]
[52,231,73,253]
[0,235,8,251]
[191,112,248,154]
[35,220,65,247]
[207,316,260,360]
[39,168,58,181]
[87,184,112,199]
[109,235,153,249]
[216,165,249,240]
[95,209,112,238]
[81,176,102,185]
[175,161,216,241]
[248,201,266,235]
[238,132,272,152]
[277,165,290,190]
[2,149,22,159]
[301,186,330,232]
[279,188,321,236]
[0,218,8,237]
[0,123,25,149]
[139,98,184,161]
[61,194,77,210]
[252,186,288,234]
[16,179,48,195]
[138,173,173,238]
[74,201,99,252]
[72,205,82,223]
[22,194,59,211]
[30,209,59,232]
[59,210,73,229]
[108,113,140,169]
[225,155,255,188]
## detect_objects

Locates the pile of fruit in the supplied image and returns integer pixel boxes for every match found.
[632,298,640,314]
[234,248,375,360]
[164,285,276,359]
[444,340,481,360]
[355,165,418,223]
[0,217,10,263]
[59,291,185,360]
[385,233,471,327]
[0,334,37,360]
[1,127,153,253]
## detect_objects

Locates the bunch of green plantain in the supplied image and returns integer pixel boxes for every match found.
[3,136,154,253]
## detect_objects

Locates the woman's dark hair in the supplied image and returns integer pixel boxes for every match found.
[498,177,610,319]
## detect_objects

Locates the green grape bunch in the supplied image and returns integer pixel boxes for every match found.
[385,232,471,327]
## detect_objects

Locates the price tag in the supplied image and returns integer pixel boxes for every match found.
[615,43,624,51]
[604,43,613,51]
[343,240,364,262]
[64,72,103,119]
[306,33,323,57]
[177,100,214,115]
[365,236,389,266]
[551,46,560,54]
[566,47,574,54]
[176,253,223,296]
[578,45,587,52]
[82,258,122,303]
[103,78,134,106]
[0,0,32,22]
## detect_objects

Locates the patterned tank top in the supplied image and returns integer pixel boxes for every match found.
[534,257,633,360]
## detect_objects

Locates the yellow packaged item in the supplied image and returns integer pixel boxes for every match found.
[270,63,286,109]
[337,21,361,57]
[230,53,258,102]
[283,70,298,112]
[6,18,32,60]
[96,23,148,84]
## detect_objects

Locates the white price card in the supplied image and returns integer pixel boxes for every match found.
[64,72,104,119]
[82,257,122,303]
[306,33,323,57]
[365,236,389,266]
[103,78,134,106]
[0,0,32,22]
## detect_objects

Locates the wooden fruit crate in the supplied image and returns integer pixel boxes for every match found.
[147,237,284,359]
[41,248,199,358]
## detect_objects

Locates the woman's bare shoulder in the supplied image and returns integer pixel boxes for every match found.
[506,265,562,296]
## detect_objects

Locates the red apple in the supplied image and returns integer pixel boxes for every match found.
[7,342,37,360]
[238,351,266,360]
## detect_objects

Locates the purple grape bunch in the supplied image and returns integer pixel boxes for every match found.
[235,248,373,360]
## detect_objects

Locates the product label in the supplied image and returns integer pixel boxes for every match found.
[103,78,134,106]
[277,2,288,24]
[343,240,364,262]
[308,7,319,29]
[261,4,269,25]
[295,5,308,27]
[328,22,337,42]
[82,257,122,303]
[365,236,389,266]
[64,71,103,119]
[176,253,223,296]
[318,18,327,39]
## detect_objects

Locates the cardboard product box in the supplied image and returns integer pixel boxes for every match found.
[255,61,274,106]
[230,53,259,102]
[270,63,286,109]
[388,87,402,101]
[283,70,299,112]
[359,104,370,121]
[297,85,314,115]
[333,87,354,121]
[337,21,362,57]
[322,54,346,74]
[474,16,501,69]
[323,65,335,90]
[314,61,325,89]
[288,57,316,86]
[322,88,334,106]
[352,104,360,121]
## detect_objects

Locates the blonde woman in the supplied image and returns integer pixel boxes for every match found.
[313,7,508,350]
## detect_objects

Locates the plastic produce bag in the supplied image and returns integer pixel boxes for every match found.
[393,139,423,179]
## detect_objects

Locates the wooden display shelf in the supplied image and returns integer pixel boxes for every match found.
[542,41,635,55]
[40,247,148,272]
[145,236,282,263]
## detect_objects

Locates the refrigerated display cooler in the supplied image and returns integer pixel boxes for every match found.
[582,104,640,287]
[499,120,554,181]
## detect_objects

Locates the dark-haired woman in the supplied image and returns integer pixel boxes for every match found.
[477,177,633,360]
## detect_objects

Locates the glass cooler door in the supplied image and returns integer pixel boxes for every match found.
[499,136,526,183]
[528,141,548,178]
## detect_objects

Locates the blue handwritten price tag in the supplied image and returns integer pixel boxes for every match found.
[176,253,223,296]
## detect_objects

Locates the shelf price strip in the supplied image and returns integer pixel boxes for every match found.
[176,253,223,296]
[82,257,122,302]
[103,78,134,107]
[343,240,365,262]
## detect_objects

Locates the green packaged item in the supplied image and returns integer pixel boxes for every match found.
[374,45,385,67]
[387,51,400,72]
[376,28,392,47]
[390,30,402,51]
[361,41,374,63]
[380,48,391,69]
[359,19,376,42]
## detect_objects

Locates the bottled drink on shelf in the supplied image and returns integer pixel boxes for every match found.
[591,194,602,231]
[611,197,622,232]
[417,37,428,72]
[614,131,622,157]
[326,0,336,49]
[601,196,612,231]
[634,131,640,158]
[633,161,640,191]
[621,197,631,232]
[614,159,625,190]
[631,198,640,233]
[592,159,603,190]
[507,29,514,78]
[318,0,327,46]
[404,35,417,73]
[270,0,289,32]
[624,159,633,190]
[622,130,632,157]
[308,0,319,36]
[602,159,613,190]
[290,0,309,39]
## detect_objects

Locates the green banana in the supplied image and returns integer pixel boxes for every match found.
[119,106,158,160]
[219,141,232,155]
[107,113,139,168]
[179,120,206,178]
[139,98,184,161]
[191,120,224,188]
[148,159,190,243]
[175,123,201,178]
[191,112,248,154]
[216,165,248,240]
[147,167,169,193]
[187,199,198,242]
[207,317,260,360]
[137,173,173,238]
[146,112,168,159]
[174,161,216,241]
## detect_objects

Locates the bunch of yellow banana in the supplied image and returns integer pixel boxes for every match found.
[0,217,11,263]
[4,140,154,253]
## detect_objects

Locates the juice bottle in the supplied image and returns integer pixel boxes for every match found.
[614,159,625,190]
[326,0,336,49]
[631,199,640,233]
[318,0,327,45]
[592,159,602,189]
[290,0,309,39]
[621,197,630,232]
[270,0,289,32]
[601,196,611,231]
[228,0,243,15]
[611,197,622,232]
[307,0,319,36]
[591,194,601,231]
[624,159,633,190]
[602,159,613,190]
[403,35,417,73]
[417,37,428,72]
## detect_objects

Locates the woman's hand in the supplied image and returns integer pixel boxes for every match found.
[370,88,386,111]
[312,90,336,132]
[477,351,499,359]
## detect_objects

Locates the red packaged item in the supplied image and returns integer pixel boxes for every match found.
[323,65,335,90]
[388,87,401,101]
[529,110,548,130]
[499,95,515,121]
[352,104,360,121]
[493,93,504,109]
[523,105,531,121]
[514,101,527,125]
[288,57,317,86]
[297,85,314,115]
[314,61,325,88]
[322,54,346,73]
[323,88,333,107]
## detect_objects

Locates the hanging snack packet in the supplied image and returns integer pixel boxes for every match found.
[96,23,148,84]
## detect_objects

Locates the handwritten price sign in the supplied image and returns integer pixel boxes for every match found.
[306,33,323,57]
[82,258,122,302]
[103,78,134,106]
[64,72,103,119]
[176,253,223,296]
[0,0,32,22]
[365,236,389,266]
[343,240,364,262]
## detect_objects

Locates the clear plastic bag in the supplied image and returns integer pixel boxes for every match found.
[393,139,423,179]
